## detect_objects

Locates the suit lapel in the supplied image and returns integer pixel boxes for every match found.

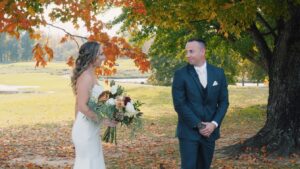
[187,64,204,97]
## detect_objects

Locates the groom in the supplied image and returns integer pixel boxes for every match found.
[172,38,229,169]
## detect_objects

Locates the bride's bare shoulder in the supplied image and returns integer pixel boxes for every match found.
[78,70,93,81]
[76,71,94,88]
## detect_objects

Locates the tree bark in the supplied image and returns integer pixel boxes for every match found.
[242,6,300,156]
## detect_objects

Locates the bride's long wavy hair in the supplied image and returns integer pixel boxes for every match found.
[71,41,100,94]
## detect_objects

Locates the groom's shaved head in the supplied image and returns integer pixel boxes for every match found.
[185,38,206,66]
[187,38,206,50]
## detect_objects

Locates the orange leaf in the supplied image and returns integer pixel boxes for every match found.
[41,59,47,67]
[25,163,34,168]
[29,32,41,40]
[28,7,36,15]
[223,3,234,10]
[98,32,109,43]
[66,56,75,67]
[32,43,45,67]
[44,44,54,61]
[104,79,109,85]
[4,23,17,32]
[95,67,102,75]
[60,35,69,43]
[8,31,20,39]
[224,32,229,38]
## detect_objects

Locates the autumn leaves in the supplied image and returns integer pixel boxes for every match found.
[1,0,150,76]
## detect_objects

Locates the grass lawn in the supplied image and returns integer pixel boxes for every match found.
[0,62,299,169]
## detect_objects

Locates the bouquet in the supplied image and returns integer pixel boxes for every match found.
[88,80,143,144]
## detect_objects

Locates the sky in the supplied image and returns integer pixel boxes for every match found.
[40,6,123,37]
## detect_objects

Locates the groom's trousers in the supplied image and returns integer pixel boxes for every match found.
[179,138,215,169]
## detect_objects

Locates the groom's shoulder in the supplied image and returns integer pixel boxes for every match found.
[175,64,189,73]
[174,65,189,77]
[208,63,224,73]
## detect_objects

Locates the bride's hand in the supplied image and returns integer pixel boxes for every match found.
[90,114,100,123]
[103,119,118,127]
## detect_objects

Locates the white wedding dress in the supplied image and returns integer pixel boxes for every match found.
[72,84,106,169]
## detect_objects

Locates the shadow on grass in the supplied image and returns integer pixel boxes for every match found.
[214,104,300,169]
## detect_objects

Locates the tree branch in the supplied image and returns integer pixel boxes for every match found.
[261,29,277,36]
[244,50,268,72]
[225,34,268,72]
[256,12,278,39]
[248,23,272,69]
[46,23,88,48]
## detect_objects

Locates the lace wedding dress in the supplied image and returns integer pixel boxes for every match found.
[72,84,106,169]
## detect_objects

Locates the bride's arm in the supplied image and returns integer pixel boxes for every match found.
[76,73,98,122]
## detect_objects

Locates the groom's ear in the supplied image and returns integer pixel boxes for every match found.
[200,48,206,55]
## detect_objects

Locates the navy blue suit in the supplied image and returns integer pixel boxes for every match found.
[172,63,229,169]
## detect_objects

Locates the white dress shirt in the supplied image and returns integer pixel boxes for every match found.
[194,62,218,128]
[194,62,207,88]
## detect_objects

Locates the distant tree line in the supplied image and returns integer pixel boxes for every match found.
[0,32,34,63]
[0,32,79,63]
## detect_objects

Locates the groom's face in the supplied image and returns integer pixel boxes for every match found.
[185,41,205,66]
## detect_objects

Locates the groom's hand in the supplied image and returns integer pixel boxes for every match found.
[199,122,216,137]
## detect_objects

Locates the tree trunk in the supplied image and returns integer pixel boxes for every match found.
[242,73,245,86]
[242,7,300,156]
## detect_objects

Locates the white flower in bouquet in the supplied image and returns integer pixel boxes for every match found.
[91,85,103,100]
[111,85,118,95]
[125,102,138,117]
[106,98,115,105]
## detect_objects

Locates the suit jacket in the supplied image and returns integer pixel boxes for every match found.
[172,63,229,141]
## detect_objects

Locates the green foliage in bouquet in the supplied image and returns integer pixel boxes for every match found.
[87,80,144,144]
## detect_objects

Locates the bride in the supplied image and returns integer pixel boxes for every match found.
[71,41,116,169]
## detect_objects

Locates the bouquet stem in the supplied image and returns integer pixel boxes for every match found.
[102,127,117,145]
